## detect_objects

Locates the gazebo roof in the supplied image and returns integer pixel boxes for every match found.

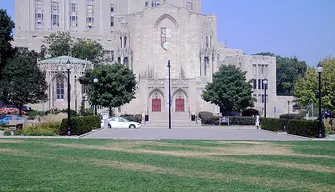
[38,56,92,65]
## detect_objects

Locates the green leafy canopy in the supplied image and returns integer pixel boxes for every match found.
[79,64,137,113]
[202,65,255,113]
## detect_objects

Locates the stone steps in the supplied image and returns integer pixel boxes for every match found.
[143,112,200,128]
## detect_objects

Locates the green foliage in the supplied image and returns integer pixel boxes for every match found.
[44,32,104,63]
[198,111,214,119]
[45,31,73,57]
[79,64,137,114]
[22,123,60,136]
[1,51,48,115]
[72,39,104,63]
[59,115,100,136]
[279,113,304,120]
[255,52,307,95]
[287,120,325,138]
[202,65,255,114]
[294,57,335,111]
[261,118,289,132]
[0,9,15,80]
[201,116,258,126]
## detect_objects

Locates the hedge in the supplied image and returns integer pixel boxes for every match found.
[279,113,304,120]
[59,115,100,136]
[201,116,259,125]
[261,118,290,132]
[287,120,325,138]
[198,111,214,119]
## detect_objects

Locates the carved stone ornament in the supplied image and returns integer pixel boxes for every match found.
[172,78,188,88]
[148,79,164,88]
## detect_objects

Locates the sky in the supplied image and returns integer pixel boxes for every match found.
[1,0,334,66]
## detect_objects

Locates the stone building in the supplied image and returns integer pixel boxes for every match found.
[31,56,93,112]
[13,0,293,117]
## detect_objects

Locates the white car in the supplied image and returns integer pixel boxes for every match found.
[101,117,141,129]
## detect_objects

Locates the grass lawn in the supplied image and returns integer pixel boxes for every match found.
[0,139,335,192]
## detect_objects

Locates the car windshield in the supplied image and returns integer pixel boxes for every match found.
[119,117,129,122]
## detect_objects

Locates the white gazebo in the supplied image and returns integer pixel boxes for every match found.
[29,56,93,112]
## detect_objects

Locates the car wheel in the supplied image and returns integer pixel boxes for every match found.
[108,124,111,129]
[129,124,136,129]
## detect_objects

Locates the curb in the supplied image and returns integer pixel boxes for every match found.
[79,128,104,138]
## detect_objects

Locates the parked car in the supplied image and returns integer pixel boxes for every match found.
[0,115,24,124]
[101,117,141,129]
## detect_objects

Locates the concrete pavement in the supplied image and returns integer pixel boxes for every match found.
[82,126,310,141]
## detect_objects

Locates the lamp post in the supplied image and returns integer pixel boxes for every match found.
[288,101,290,115]
[66,59,71,136]
[316,63,323,138]
[93,77,99,116]
[167,60,171,129]
[263,78,268,118]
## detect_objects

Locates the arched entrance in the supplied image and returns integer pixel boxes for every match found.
[173,89,187,112]
[152,98,161,112]
[175,98,185,112]
[149,89,164,112]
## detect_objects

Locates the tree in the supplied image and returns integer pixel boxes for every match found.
[1,50,48,115]
[72,39,104,64]
[45,31,73,57]
[45,32,104,63]
[0,9,15,80]
[255,52,307,95]
[294,57,335,111]
[79,64,137,115]
[202,65,256,115]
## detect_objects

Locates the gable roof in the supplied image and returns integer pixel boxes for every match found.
[38,56,92,65]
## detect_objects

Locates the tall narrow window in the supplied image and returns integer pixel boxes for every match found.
[56,76,65,100]
[35,0,44,29]
[204,57,209,76]
[86,0,95,29]
[110,4,114,28]
[205,37,209,48]
[51,0,60,28]
[187,0,193,10]
[69,0,78,31]
[124,37,127,48]
[145,0,148,7]
[253,79,257,89]
[120,37,122,48]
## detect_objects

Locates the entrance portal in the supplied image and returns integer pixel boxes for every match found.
[152,98,161,112]
[175,98,185,112]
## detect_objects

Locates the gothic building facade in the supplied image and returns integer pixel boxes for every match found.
[13,0,293,117]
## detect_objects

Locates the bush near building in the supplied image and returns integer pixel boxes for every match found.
[59,115,101,136]
[201,115,258,126]
[261,118,325,138]
[279,113,304,120]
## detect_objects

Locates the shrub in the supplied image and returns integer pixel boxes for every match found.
[201,116,258,126]
[261,118,290,132]
[198,111,214,119]
[59,115,100,136]
[287,120,325,138]
[22,123,60,136]
[280,113,304,120]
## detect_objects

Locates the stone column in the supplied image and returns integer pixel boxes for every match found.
[200,56,203,76]
[208,55,212,82]
[121,55,124,64]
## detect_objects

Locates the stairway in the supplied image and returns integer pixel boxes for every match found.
[143,112,201,128]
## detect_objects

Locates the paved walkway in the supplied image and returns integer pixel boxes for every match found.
[83,126,310,141]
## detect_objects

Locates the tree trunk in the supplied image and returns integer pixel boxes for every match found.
[109,106,113,117]
[18,104,23,116]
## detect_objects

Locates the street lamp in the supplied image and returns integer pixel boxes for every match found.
[316,62,323,138]
[66,58,71,136]
[263,78,268,118]
[167,60,171,129]
[288,101,290,119]
[93,77,99,116]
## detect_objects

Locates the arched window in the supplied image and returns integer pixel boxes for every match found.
[56,76,65,100]
[187,0,193,10]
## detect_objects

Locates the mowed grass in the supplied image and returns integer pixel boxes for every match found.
[0,139,335,192]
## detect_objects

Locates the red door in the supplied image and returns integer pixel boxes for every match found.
[175,98,185,112]
[152,99,161,112]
